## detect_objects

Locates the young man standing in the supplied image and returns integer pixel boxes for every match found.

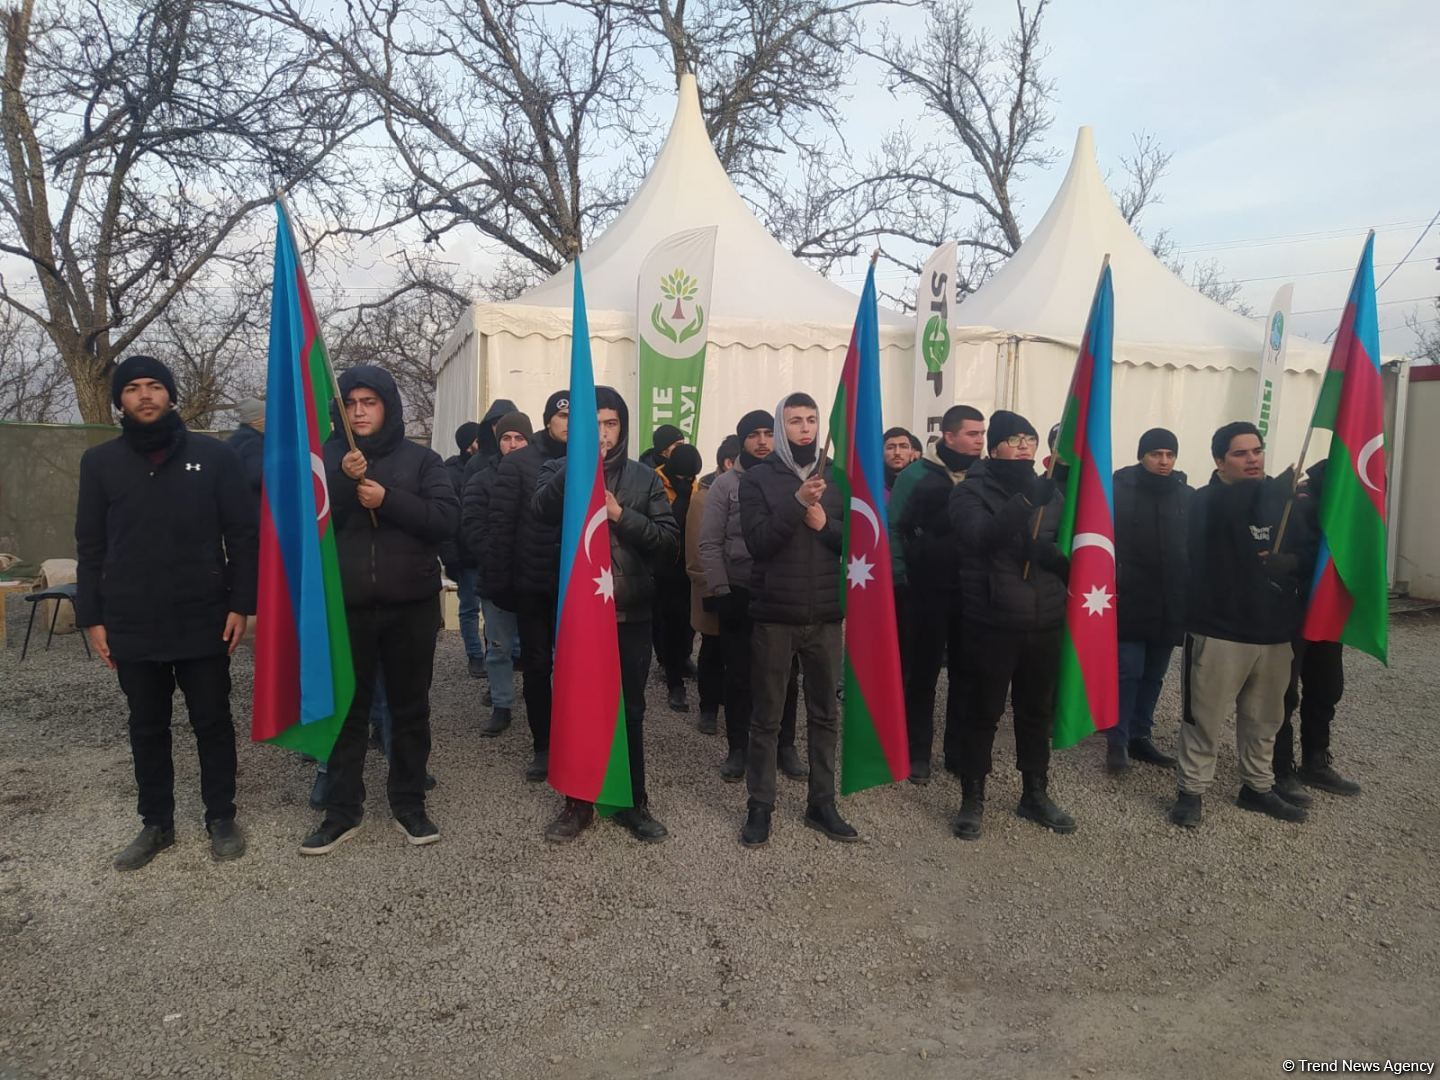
[462,411,533,735]
[76,355,257,870]
[534,387,679,843]
[442,420,486,676]
[228,396,265,497]
[485,391,570,782]
[737,393,853,847]
[882,427,916,493]
[687,436,740,735]
[654,442,703,712]
[1172,421,1314,829]
[301,365,459,854]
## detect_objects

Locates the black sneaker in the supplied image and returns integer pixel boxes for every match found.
[480,706,512,737]
[953,776,986,841]
[208,818,246,861]
[909,759,932,786]
[777,744,806,780]
[667,684,690,713]
[697,708,719,735]
[299,819,361,855]
[1169,791,1202,829]
[1236,784,1307,823]
[1298,753,1362,796]
[468,656,487,679]
[1272,773,1313,808]
[740,802,772,847]
[394,811,440,846]
[114,825,174,872]
[525,751,549,783]
[613,806,669,843]
[544,799,594,843]
[1105,738,1130,773]
[719,747,746,783]
[1129,737,1177,768]
[804,802,859,843]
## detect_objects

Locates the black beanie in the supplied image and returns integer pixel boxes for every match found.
[736,409,773,440]
[494,412,534,441]
[111,355,178,409]
[1137,427,1179,459]
[986,410,1038,452]
[652,424,684,454]
[455,421,482,452]
[665,443,702,477]
[544,390,571,425]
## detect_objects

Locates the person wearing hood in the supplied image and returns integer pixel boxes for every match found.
[699,410,804,784]
[894,405,986,784]
[461,411,533,736]
[1109,428,1191,773]
[947,410,1077,840]
[1171,421,1316,830]
[639,423,685,469]
[228,396,265,496]
[485,390,570,783]
[442,420,487,675]
[532,387,680,844]
[75,355,258,870]
[654,441,703,711]
[736,392,855,847]
[1272,460,1362,801]
[300,365,459,855]
[686,436,740,735]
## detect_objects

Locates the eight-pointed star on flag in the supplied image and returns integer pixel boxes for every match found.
[848,553,874,589]
[593,565,615,603]
[1080,584,1112,617]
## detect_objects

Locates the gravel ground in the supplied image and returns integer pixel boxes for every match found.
[1,604,1438,1080]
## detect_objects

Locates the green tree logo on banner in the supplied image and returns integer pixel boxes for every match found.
[652,267,706,344]
[921,314,951,374]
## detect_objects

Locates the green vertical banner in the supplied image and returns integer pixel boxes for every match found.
[636,226,718,450]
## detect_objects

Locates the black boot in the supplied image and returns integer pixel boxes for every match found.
[1272,772,1313,808]
[740,801,772,847]
[667,684,690,713]
[613,804,669,843]
[525,751,549,783]
[1016,771,1077,834]
[953,776,985,841]
[697,708,718,735]
[480,706,512,737]
[1298,751,1361,796]
[1105,736,1130,773]
[804,802,859,842]
[719,747,746,783]
[544,798,595,842]
[1129,737,1177,768]
[1169,791,1202,829]
[208,818,246,861]
[777,744,806,780]
[909,759,932,786]
[1237,784,1307,823]
[114,824,175,872]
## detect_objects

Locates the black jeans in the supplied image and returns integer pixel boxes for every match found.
[116,654,237,829]
[516,592,557,753]
[904,589,967,769]
[325,596,439,828]
[652,575,695,688]
[617,619,653,806]
[696,632,724,712]
[1274,638,1344,776]
[746,621,841,809]
[957,624,1061,778]
[718,589,797,754]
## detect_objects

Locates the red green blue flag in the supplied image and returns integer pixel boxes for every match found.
[828,263,909,794]
[250,201,354,759]
[1051,261,1119,750]
[1302,233,1388,664]
[549,261,632,809]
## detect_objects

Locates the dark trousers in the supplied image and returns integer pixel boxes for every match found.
[116,654,237,829]
[957,624,1061,778]
[516,592,557,753]
[1274,638,1344,775]
[746,620,841,809]
[653,576,694,687]
[895,584,913,686]
[325,596,439,828]
[1115,639,1175,744]
[903,590,967,769]
[719,589,797,753]
[617,620,653,806]
[696,632,724,711]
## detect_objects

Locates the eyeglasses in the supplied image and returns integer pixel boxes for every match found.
[1003,434,1039,448]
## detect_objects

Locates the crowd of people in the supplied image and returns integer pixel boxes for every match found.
[73,355,1362,871]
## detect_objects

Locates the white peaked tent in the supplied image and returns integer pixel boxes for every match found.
[949,127,1333,477]
[430,74,911,456]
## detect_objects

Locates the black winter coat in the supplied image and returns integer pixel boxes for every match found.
[1113,464,1192,645]
[484,430,568,602]
[532,455,679,621]
[1186,471,1314,645]
[461,457,503,596]
[949,459,1067,631]
[227,423,264,496]
[439,450,477,573]
[895,451,969,593]
[75,426,258,663]
[324,367,459,608]
[738,455,845,625]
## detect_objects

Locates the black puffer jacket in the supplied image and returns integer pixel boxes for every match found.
[439,449,477,573]
[1186,470,1314,645]
[1113,464,1192,644]
[738,454,845,625]
[461,456,502,597]
[227,423,264,495]
[75,422,258,663]
[895,443,973,593]
[531,390,679,621]
[324,366,459,607]
[485,428,568,602]
[949,459,1067,631]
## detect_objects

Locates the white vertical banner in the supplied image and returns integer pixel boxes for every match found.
[636,226,718,453]
[912,241,958,443]
[1255,284,1293,444]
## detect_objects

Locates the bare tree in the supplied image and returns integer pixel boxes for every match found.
[1404,298,1440,363]
[0,0,363,423]
[0,302,68,420]
[1113,130,1172,228]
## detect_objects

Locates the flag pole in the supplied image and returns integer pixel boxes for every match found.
[274,189,376,526]
[818,248,882,474]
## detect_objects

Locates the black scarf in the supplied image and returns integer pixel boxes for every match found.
[789,441,816,468]
[987,457,1036,495]
[121,409,185,456]
[936,443,977,474]
[1138,468,1174,493]
[739,450,764,471]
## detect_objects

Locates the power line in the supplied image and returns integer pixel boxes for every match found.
[1177,218,1428,254]
[1376,209,1440,293]
[1292,295,1432,316]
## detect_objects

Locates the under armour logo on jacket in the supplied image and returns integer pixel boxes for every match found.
[185,463,202,472]
[1249,524,1271,541]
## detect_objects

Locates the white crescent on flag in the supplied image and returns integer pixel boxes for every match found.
[850,497,881,546]
[1072,532,1115,561]
[311,452,329,522]
[1356,433,1385,493]
[582,505,607,559]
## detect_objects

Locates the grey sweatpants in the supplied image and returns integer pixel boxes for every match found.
[1178,634,1293,795]
[746,621,842,809]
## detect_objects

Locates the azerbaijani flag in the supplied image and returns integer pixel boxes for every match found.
[549,261,632,809]
[1051,260,1119,750]
[1301,233,1388,664]
[829,263,909,794]
[250,201,354,758]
